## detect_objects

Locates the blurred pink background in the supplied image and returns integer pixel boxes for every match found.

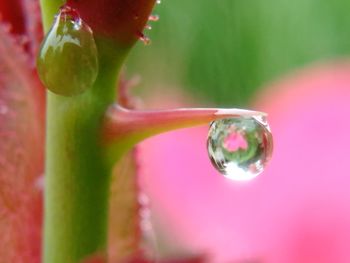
[139,62,350,262]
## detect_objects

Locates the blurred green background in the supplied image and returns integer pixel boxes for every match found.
[126,0,350,107]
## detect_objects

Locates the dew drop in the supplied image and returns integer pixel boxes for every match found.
[156,0,161,4]
[207,116,273,181]
[139,33,151,45]
[37,6,98,96]
[144,24,152,30]
[148,14,160,22]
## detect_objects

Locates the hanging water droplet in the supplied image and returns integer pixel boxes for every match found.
[148,14,159,22]
[37,6,98,96]
[156,0,161,4]
[207,116,273,181]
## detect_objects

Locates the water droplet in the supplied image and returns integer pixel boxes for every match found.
[144,24,152,30]
[138,33,151,45]
[207,117,273,181]
[156,0,161,4]
[37,6,98,96]
[148,14,159,22]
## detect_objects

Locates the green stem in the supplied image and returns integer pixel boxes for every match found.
[40,0,64,33]
[45,49,124,263]
[40,1,131,262]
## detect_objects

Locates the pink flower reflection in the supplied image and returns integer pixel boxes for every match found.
[223,129,248,152]
[139,62,350,262]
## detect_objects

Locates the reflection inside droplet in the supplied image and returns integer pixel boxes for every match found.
[207,116,273,181]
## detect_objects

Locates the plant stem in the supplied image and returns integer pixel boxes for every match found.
[45,43,128,263]
[40,1,131,261]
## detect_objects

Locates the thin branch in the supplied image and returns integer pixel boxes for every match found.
[103,104,266,144]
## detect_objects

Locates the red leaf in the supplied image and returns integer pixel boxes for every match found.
[0,23,44,262]
[21,0,44,63]
[0,0,25,35]
[0,0,43,64]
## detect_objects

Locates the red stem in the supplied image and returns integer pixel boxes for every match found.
[103,104,266,144]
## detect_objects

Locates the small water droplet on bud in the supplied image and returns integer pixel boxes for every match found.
[207,117,273,181]
[144,24,152,30]
[148,14,159,22]
[138,33,151,45]
[156,0,161,4]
